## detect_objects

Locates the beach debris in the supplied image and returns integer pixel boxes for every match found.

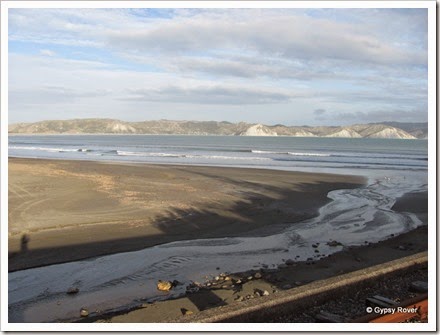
[157,280,173,292]
[254,288,270,297]
[66,287,79,295]
[254,272,262,279]
[327,240,342,247]
[180,308,193,316]
[285,259,295,266]
[234,295,244,302]
[409,281,428,293]
[80,308,89,317]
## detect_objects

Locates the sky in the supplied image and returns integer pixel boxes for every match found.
[7,7,428,126]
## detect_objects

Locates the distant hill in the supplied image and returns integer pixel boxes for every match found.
[8,119,427,139]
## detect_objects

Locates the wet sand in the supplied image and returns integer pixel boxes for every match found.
[8,158,428,323]
[101,192,428,323]
[9,157,364,272]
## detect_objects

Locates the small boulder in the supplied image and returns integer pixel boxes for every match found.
[80,308,89,317]
[327,240,342,247]
[285,259,295,266]
[180,308,193,316]
[157,280,173,291]
[67,287,79,295]
[254,272,262,279]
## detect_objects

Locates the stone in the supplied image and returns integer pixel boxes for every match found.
[285,259,295,266]
[214,276,220,281]
[234,295,244,302]
[67,287,79,295]
[80,308,89,317]
[224,276,231,281]
[180,308,193,316]
[254,272,262,279]
[234,279,242,284]
[312,244,318,248]
[157,280,173,291]
[327,240,342,247]
[247,276,253,280]
[294,281,302,286]
[282,284,292,290]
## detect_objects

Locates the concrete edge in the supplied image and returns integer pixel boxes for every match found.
[167,251,428,323]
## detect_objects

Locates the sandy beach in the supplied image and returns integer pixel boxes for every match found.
[9,157,364,271]
[8,158,427,323]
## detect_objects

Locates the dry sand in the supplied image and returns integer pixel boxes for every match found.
[9,157,364,271]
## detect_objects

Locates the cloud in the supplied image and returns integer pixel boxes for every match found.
[314,109,326,116]
[124,85,294,105]
[7,8,429,125]
[39,49,56,57]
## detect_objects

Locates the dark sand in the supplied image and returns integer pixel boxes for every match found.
[102,192,428,323]
[9,157,364,271]
[8,158,427,323]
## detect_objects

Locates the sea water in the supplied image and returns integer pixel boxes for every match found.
[8,135,428,322]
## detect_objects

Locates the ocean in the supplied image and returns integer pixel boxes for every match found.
[8,135,428,176]
[8,135,429,322]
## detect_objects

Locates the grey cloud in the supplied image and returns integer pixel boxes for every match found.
[9,86,112,107]
[123,86,293,105]
[314,109,326,115]
[107,14,426,67]
[329,109,427,124]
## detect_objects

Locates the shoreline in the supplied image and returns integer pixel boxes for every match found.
[7,157,428,323]
[9,157,365,272]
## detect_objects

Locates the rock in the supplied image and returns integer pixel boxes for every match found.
[80,308,89,317]
[235,295,244,302]
[180,308,193,316]
[157,280,173,291]
[216,267,220,270]
[254,272,262,279]
[327,240,342,247]
[314,249,319,253]
[312,244,318,248]
[172,280,181,287]
[221,285,229,289]
[247,276,253,280]
[282,284,292,290]
[278,264,287,269]
[67,287,79,295]
[224,276,231,281]
[285,259,295,266]
[214,276,220,281]
[398,245,407,251]
[294,281,302,286]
